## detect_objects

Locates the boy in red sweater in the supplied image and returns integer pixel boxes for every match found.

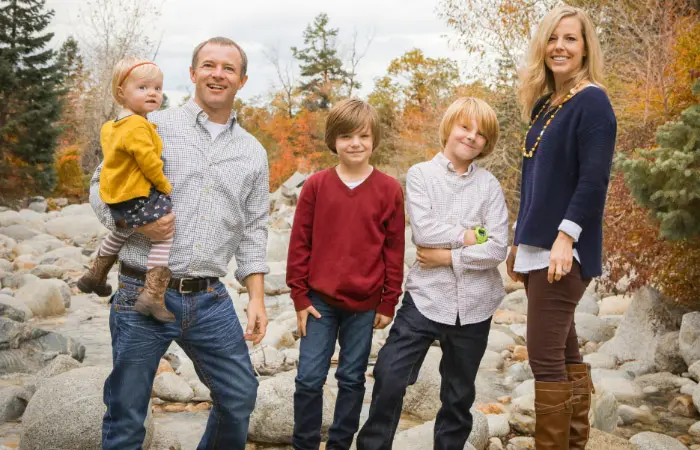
[286,98,405,450]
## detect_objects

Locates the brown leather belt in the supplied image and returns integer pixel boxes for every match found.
[119,263,219,294]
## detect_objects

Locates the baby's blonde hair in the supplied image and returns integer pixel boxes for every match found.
[439,97,500,158]
[111,56,162,105]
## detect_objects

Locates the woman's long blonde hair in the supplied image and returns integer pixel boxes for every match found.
[517,5,605,121]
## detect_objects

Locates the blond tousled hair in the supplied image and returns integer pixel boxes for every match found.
[111,56,162,105]
[517,5,605,121]
[191,37,248,78]
[325,98,381,153]
[439,97,500,158]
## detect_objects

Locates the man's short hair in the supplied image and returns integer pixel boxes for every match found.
[191,37,248,78]
[438,97,500,158]
[325,98,381,154]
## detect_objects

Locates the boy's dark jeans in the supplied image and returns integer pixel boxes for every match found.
[293,291,376,450]
[356,292,491,450]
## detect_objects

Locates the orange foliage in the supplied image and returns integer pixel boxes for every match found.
[53,145,88,200]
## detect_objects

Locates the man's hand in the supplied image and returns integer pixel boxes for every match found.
[416,246,452,268]
[296,305,322,337]
[463,229,478,246]
[245,298,268,344]
[506,245,525,283]
[373,313,393,329]
[134,213,175,240]
[548,231,574,283]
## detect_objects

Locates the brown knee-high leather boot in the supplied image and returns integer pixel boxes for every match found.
[535,381,575,450]
[77,254,118,297]
[133,267,175,323]
[567,363,594,449]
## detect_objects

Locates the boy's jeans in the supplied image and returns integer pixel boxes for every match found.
[293,291,376,450]
[356,292,491,450]
[102,274,258,450]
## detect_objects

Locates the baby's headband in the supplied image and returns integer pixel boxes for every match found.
[119,62,158,87]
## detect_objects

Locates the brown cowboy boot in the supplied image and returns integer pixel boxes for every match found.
[133,267,175,323]
[535,380,575,450]
[77,254,118,297]
[567,363,595,449]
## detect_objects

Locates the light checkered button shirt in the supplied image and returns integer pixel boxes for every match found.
[404,152,508,325]
[89,99,270,282]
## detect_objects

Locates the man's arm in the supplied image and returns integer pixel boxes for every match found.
[406,166,466,249]
[234,159,270,283]
[243,273,267,344]
[89,163,119,232]
[451,178,509,271]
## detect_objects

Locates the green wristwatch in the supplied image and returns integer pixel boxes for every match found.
[474,226,488,244]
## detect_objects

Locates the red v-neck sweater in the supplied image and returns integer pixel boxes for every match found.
[286,167,406,317]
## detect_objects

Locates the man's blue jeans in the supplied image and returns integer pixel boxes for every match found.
[293,292,376,450]
[102,274,258,450]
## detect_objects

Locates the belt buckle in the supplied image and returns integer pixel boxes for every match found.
[178,278,194,294]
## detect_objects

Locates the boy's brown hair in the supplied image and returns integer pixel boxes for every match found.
[325,98,381,153]
[438,97,500,158]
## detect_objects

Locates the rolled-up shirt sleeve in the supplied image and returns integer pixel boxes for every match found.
[89,163,121,233]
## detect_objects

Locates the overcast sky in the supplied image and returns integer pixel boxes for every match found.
[45,0,478,106]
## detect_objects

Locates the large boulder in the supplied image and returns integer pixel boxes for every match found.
[576,292,600,316]
[587,428,636,449]
[21,366,154,449]
[499,289,527,315]
[0,225,39,241]
[629,431,690,450]
[654,331,688,374]
[0,386,27,423]
[598,287,688,366]
[15,279,67,317]
[0,294,33,322]
[0,317,84,374]
[590,389,618,433]
[43,215,106,240]
[679,312,700,366]
[599,295,633,316]
[392,413,489,450]
[248,370,335,444]
[574,313,615,343]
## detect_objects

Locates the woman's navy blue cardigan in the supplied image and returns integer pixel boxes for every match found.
[514,86,617,279]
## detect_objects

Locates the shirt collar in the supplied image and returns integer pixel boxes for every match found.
[433,151,476,176]
[182,98,237,129]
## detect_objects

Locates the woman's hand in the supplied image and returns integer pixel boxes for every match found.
[506,245,525,282]
[416,246,453,268]
[548,231,574,283]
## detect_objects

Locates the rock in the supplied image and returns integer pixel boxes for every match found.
[507,362,534,382]
[149,425,182,450]
[643,386,659,394]
[487,330,516,353]
[590,389,618,433]
[403,347,443,420]
[486,413,510,438]
[1,272,40,290]
[618,360,656,377]
[655,331,688,374]
[498,258,524,294]
[266,229,290,262]
[599,295,633,316]
[488,437,504,450]
[629,431,690,450]
[0,211,24,227]
[576,291,600,315]
[175,359,198,383]
[506,436,534,449]
[15,279,67,317]
[0,225,39,241]
[41,279,72,308]
[39,246,85,265]
[492,309,526,325]
[690,362,700,382]
[12,254,37,270]
[20,366,154,449]
[261,320,296,349]
[584,352,617,369]
[248,371,334,444]
[511,394,535,417]
[35,354,82,379]
[693,384,700,414]
[668,395,698,418]
[44,215,107,240]
[28,197,48,213]
[587,428,636,449]
[635,372,695,392]
[0,386,26,423]
[392,413,488,450]
[598,377,643,403]
[681,383,697,396]
[59,203,94,216]
[190,379,211,402]
[0,317,84,374]
[0,294,33,321]
[574,313,615,343]
[30,264,66,279]
[251,345,290,376]
[152,372,194,403]
[689,421,700,437]
[499,290,527,315]
[512,345,528,361]
[618,404,655,425]
[479,350,504,370]
[513,379,535,398]
[680,312,700,367]
[599,287,688,367]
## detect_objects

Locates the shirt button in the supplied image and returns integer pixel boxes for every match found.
[195,244,201,249]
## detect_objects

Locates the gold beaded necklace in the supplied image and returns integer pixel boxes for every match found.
[522,81,585,158]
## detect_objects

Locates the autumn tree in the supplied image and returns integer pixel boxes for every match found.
[0,0,65,197]
[292,13,350,110]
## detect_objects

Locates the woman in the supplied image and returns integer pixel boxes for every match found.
[506,5,616,449]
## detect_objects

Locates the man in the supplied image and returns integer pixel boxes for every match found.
[91,37,270,450]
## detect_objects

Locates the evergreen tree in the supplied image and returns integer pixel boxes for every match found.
[618,78,700,240]
[291,13,349,110]
[0,0,64,194]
